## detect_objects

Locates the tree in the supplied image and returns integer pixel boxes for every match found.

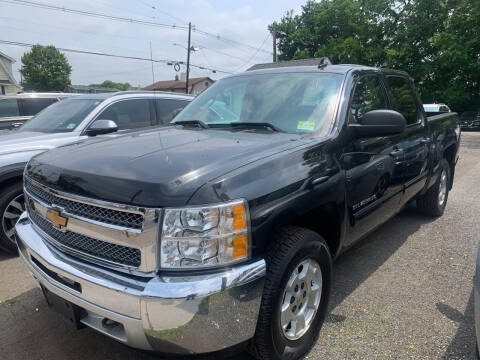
[89,80,131,91]
[271,0,480,114]
[20,45,71,92]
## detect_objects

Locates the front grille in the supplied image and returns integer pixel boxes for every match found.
[29,206,141,268]
[24,177,144,230]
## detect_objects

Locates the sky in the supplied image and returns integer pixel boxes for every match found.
[0,0,305,88]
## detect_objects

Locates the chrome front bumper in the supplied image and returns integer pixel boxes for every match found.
[15,212,266,354]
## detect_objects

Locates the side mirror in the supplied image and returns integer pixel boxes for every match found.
[349,110,406,138]
[86,119,118,136]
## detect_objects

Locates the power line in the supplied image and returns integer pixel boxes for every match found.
[194,28,273,56]
[196,43,249,62]
[0,39,234,74]
[233,33,271,72]
[138,0,188,25]
[1,0,273,56]
[0,0,189,30]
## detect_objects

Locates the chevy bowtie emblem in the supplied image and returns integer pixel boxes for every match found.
[46,209,68,229]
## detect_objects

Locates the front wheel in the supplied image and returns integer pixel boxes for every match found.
[0,182,24,254]
[249,226,332,360]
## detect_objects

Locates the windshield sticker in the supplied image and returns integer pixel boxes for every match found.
[297,121,315,131]
[66,123,76,129]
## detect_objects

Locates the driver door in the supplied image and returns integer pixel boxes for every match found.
[343,73,405,246]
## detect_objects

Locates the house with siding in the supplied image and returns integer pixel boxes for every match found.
[0,50,21,95]
[143,74,214,95]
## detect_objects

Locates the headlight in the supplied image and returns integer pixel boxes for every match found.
[160,199,250,269]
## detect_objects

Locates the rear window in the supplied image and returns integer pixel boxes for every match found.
[386,76,419,125]
[0,98,20,117]
[20,98,58,116]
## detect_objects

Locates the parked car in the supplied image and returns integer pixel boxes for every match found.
[460,111,480,130]
[0,91,192,253]
[15,60,460,360]
[423,103,451,115]
[0,93,75,130]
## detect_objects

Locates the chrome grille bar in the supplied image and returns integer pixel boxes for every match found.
[23,177,160,272]
[24,177,144,230]
[29,207,141,268]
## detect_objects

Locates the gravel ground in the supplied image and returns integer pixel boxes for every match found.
[1,132,479,360]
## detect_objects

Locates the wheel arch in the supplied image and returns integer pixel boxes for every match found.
[443,144,456,189]
[0,164,25,191]
[263,201,344,260]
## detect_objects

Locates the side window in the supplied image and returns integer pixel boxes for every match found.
[386,76,419,124]
[97,99,152,130]
[156,99,189,125]
[20,98,57,116]
[0,98,20,117]
[350,75,388,124]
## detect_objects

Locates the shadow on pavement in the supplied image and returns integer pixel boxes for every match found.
[0,251,18,262]
[441,290,476,359]
[0,206,436,360]
[327,205,436,317]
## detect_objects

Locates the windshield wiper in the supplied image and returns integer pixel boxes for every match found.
[228,122,284,132]
[173,120,209,129]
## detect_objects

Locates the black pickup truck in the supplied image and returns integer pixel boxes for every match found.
[15,60,460,360]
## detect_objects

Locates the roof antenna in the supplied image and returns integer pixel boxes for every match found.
[318,57,332,69]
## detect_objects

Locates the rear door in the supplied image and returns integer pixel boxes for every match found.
[385,76,429,205]
[343,73,405,246]
[154,98,190,126]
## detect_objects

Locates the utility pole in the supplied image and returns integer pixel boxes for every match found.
[186,22,192,94]
[271,23,277,62]
[149,41,155,84]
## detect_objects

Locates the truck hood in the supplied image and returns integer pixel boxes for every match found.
[27,127,306,207]
[0,131,80,156]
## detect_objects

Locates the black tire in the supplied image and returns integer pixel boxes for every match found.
[417,158,450,217]
[249,226,332,360]
[0,182,24,254]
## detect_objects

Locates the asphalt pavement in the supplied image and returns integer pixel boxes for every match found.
[1,132,479,360]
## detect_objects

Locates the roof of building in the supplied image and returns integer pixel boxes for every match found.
[0,56,19,87]
[0,50,15,63]
[143,77,213,91]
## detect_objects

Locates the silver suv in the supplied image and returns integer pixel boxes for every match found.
[0,93,74,130]
[0,91,192,252]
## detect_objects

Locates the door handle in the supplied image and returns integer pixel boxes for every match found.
[390,148,404,156]
[11,122,23,128]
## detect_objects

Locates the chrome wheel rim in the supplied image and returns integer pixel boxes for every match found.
[2,193,25,244]
[280,258,322,340]
[438,169,447,206]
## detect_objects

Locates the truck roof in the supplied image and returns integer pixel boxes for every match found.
[246,58,409,77]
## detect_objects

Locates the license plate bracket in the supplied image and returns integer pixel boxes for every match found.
[41,286,85,329]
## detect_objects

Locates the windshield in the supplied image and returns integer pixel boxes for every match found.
[173,72,343,134]
[20,98,102,133]
[424,106,439,112]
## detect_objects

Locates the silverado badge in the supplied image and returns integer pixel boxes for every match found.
[46,209,68,229]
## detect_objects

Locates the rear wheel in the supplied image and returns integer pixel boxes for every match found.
[417,158,450,217]
[249,226,332,360]
[0,182,24,254]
